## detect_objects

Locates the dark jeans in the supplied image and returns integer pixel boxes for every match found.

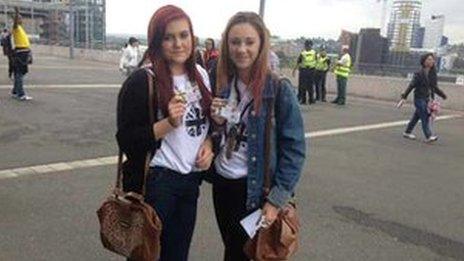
[405,98,432,138]
[298,68,315,103]
[12,50,29,97]
[7,54,13,78]
[12,71,25,97]
[213,174,251,261]
[145,167,202,261]
[334,76,347,104]
[315,70,327,101]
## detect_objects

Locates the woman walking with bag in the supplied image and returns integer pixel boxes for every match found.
[209,12,306,260]
[400,53,447,143]
[116,5,214,260]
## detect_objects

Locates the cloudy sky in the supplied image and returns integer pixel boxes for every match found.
[106,0,464,43]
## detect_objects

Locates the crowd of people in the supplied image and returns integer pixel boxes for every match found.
[116,5,305,261]
[0,4,448,260]
[293,40,352,106]
[114,5,448,259]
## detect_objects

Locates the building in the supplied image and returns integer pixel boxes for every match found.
[411,26,425,48]
[387,0,422,51]
[423,15,445,50]
[338,30,358,59]
[354,28,390,74]
[0,0,106,48]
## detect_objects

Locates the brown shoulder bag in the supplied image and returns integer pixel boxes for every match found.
[244,78,301,260]
[97,70,162,260]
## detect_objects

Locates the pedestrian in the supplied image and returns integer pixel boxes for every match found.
[116,5,214,260]
[292,40,317,105]
[11,7,32,101]
[268,47,280,74]
[315,49,330,102]
[1,28,14,79]
[194,36,205,68]
[119,37,142,77]
[400,53,447,143]
[210,11,306,260]
[203,38,219,72]
[331,45,351,105]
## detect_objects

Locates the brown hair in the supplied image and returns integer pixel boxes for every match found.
[142,5,211,115]
[216,12,270,112]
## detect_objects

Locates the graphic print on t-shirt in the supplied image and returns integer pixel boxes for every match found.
[235,124,248,151]
[185,104,207,137]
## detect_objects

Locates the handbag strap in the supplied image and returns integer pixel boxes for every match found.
[263,79,280,193]
[115,69,157,197]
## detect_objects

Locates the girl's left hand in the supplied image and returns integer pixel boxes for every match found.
[261,202,279,228]
[196,138,214,170]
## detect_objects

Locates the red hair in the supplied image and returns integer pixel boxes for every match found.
[216,12,270,112]
[144,5,211,115]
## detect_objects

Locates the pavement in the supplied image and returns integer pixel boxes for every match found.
[0,56,464,261]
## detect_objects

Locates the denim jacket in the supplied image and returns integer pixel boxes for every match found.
[214,75,306,210]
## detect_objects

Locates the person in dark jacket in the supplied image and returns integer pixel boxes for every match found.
[1,28,14,79]
[116,5,214,261]
[401,53,447,143]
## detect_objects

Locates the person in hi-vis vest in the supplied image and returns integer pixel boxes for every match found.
[332,45,351,105]
[314,49,331,102]
[292,40,317,105]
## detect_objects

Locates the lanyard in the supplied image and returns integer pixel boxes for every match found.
[225,79,254,158]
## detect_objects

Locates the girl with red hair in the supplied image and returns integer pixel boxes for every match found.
[116,5,214,260]
[210,12,306,260]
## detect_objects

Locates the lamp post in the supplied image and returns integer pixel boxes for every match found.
[259,0,265,18]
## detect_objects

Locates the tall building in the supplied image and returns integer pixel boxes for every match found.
[411,26,425,48]
[387,0,422,51]
[423,15,445,50]
[343,28,390,74]
[0,0,106,48]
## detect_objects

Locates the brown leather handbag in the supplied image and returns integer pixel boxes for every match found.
[244,78,301,260]
[97,70,162,260]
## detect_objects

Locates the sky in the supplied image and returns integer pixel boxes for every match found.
[106,0,464,44]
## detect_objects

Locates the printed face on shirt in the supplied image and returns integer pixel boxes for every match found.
[227,23,261,73]
[162,18,192,67]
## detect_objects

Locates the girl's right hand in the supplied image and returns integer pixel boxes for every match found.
[210,97,227,125]
[168,95,186,127]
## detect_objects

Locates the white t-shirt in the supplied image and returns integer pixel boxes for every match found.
[214,78,253,179]
[150,65,211,174]
[119,45,141,70]
[339,53,351,67]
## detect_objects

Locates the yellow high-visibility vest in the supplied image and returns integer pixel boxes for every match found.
[315,55,329,71]
[334,54,351,78]
[300,50,316,69]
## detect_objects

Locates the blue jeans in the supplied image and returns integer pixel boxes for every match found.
[405,98,432,138]
[335,76,347,104]
[12,71,25,97]
[145,167,201,261]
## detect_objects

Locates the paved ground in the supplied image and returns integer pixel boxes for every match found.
[1,56,463,261]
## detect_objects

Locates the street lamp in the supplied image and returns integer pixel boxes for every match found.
[259,0,265,18]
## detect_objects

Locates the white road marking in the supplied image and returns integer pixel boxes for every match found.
[306,114,462,138]
[0,156,117,180]
[0,84,120,89]
[0,114,462,180]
